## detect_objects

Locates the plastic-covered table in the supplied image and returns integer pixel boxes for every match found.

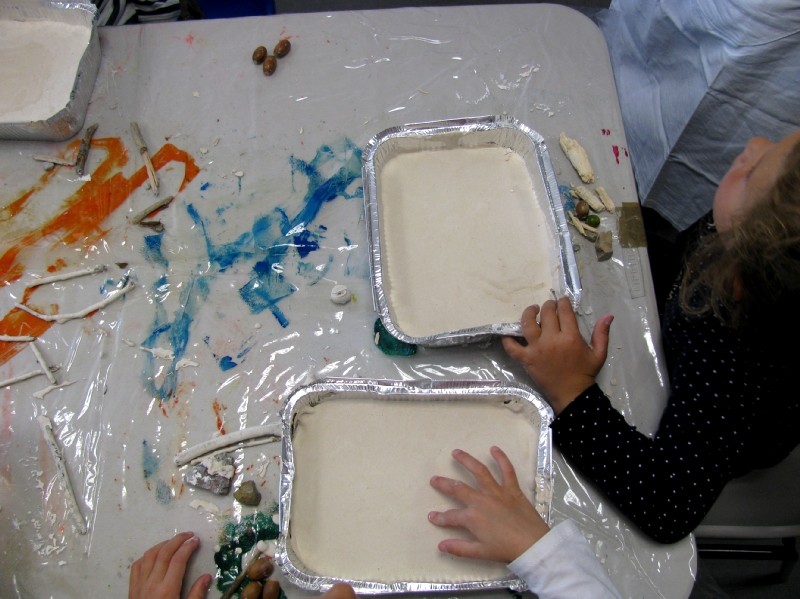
[0,4,694,598]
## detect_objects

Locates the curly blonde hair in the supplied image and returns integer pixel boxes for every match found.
[679,136,800,333]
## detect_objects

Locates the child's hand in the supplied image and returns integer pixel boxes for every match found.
[128,532,212,599]
[502,297,613,414]
[428,446,549,564]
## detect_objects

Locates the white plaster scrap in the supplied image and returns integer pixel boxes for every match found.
[192,91,200,98]
[32,154,76,167]
[330,284,352,305]
[26,265,107,289]
[176,358,199,369]
[559,132,595,184]
[199,147,209,154]
[572,185,605,213]
[596,186,616,211]
[29,341,57,385]
[233,170,244,178]
[0,334,36,342]
[37,415,87,535]
[201,453,235,479]
[140,346,175,360]
[189,499,220,514]
[15,280,135,323]
[33,380,76,399]
[122,338,137,347]
[174,423,282,467]
[0,370,44,387]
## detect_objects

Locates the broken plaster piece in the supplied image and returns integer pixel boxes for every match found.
[30,341,57,385]
[33,380,77,399]
[0,370,44,387]
[189,499,220,514]
[184,453,235,495]
[140,346,175,360]
[0,335,36,342]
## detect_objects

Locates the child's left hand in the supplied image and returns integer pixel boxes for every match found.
[128,532,212,599]
[428,446,549,564]
[502,297,613,414]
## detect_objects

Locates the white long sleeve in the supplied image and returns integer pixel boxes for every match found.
[507,520,622,599]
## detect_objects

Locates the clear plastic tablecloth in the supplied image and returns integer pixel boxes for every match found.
[0,4,695,598]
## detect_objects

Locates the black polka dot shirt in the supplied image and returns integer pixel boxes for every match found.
[551,290,799,545]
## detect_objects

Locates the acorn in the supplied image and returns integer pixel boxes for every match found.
[240,581,262,599]
[262,55,277,76]
[245,555,274,581]
[274,39,291,58]
[261,579,281,599]
[575,199,590,220]
[252,46,267,64]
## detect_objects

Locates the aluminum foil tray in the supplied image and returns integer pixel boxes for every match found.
[362,115,581,347]
[276,377,554,594]
[0,2,100,141]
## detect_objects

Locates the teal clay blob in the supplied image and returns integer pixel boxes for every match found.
[373,318,417,356]
[214,506,280,592]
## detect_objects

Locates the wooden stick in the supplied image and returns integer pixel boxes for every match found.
[15,280,135,324]
[174,424,282,467]
[32,154,76,167]
[130,195,174,224]
[0,370,44,387]
[0,335,36,342]
[74,124,98,176]
[30,341,57,385]
[130,122,159,195]
[26,265,107,289]
[37,415,88,535]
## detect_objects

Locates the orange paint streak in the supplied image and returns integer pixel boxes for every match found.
[0,138,200,367]
[212,399,227,435]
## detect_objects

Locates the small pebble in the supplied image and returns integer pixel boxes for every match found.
[233,480,262,506]
[330,284,352,305]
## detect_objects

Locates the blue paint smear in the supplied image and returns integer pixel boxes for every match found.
[142,440,158,479]
[155,479,173,504]
[297,255,332,285]
[219,356,238,371]
[137,139,363,393]
[141,275,211,402]
[143,233,168,268]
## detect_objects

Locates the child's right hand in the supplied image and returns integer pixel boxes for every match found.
[428,446,549,564]
[502,297,613,414]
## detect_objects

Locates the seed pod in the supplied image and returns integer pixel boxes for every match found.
[262,55,277,76]
[245,555,274,581]
[274,39,291,58]
[261,579,281,599]
[241,581,263,599]
[252,46,267,64]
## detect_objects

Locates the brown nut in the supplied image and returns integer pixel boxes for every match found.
[262,55,277,76]
[274,39,291,58]
[241,581,263,599]
[261,579,281,599]
[245,555,274,581]
[575,199,590,220]
[252,46,267,64]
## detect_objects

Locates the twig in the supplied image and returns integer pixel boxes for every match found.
[130,195,174,224]
[130,122,159,195]
[0,335,36,342]
[30,341,57,385]
[15,280,135,324]
[37,415,88,535]
[174,424,282,467]
[32,154,76,167]
[26,265,107,290]
[74,124,98,177]
[0,370,44,387]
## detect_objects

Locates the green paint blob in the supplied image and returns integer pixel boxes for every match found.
[373,318,416,356]
[214,505,281,593]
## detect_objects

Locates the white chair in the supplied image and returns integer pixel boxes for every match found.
[695,445,800,583]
